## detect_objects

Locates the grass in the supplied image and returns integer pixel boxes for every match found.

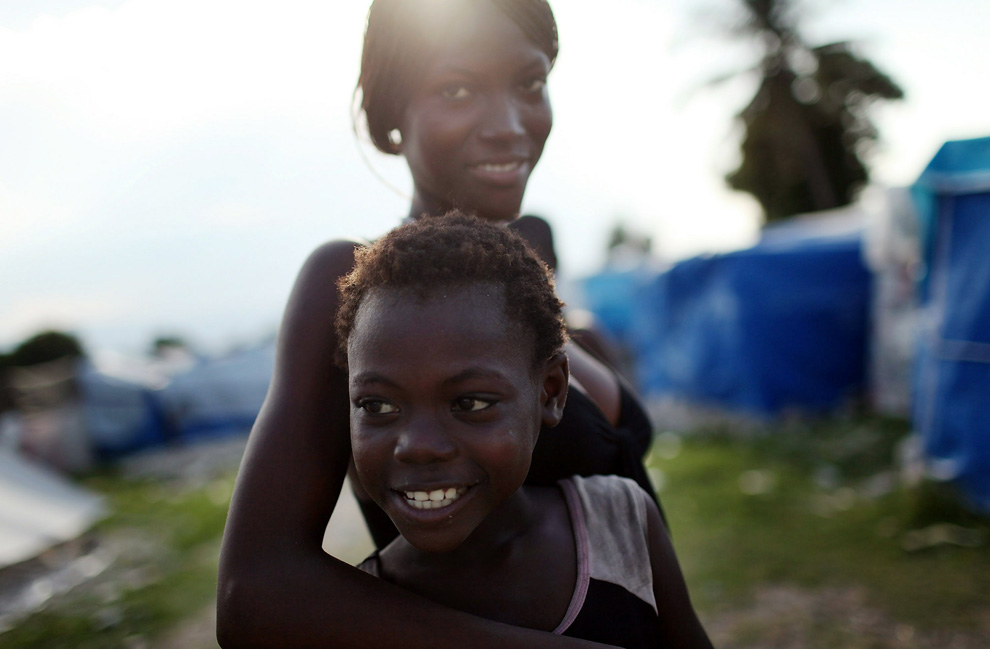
[653,415,990,634]
[0,467,235,649]
[2,416,988,647]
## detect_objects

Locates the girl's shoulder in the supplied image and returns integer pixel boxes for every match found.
[558,475,657,600]
[555,475,669,646]
[285,237,368,313]
[303,237,368,277]
[558,474,656,603]
[559,474,653,535]
[271,237,369,393]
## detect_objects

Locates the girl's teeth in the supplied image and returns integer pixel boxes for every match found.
[403,487,467,510]
[478,162,519,172]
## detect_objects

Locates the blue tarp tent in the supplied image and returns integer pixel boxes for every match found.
[581,211,872,416]
[78,361,170,459]
[911,136,990,513]
[580,267,654,344]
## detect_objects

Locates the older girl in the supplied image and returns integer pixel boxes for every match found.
[218,2,662,647]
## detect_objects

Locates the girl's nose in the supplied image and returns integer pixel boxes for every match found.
[478,94,524,141]
[393,419,458,465]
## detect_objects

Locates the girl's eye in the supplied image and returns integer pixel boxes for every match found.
[359,399,398,415]
[441,85,472,100]
[453,397,494,413]
[521,77,546,93]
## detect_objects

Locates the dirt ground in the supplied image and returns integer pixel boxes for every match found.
[5,439,988,648]
[703,585,990,649]
[153,473,990,649]
[155,582,990,649]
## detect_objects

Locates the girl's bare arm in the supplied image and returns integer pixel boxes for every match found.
[563,339,621,425]
[216,240,617,649]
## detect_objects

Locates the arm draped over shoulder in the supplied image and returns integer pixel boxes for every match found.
[216,239,620,649]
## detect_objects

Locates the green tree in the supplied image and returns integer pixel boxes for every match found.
[10,330,86,367]
[606,222,652,260]
[152,335,190,357]
[0,352,13,413]
[716,0,904,222]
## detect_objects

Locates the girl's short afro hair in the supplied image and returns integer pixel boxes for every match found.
[335,211,567,368]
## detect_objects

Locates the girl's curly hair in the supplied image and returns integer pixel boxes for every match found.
[335,212,566,368]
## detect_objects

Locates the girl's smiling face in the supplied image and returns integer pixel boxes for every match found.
[399,1,553,223]
[347,285,566,553]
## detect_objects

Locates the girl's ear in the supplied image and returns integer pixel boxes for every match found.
[540,352,569,428]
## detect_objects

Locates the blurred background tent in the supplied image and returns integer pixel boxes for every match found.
[0,334,273,580]
[579,136,990,515]
[78,359,172,460]
[0,349,106,572]
[0,447,106,570]
[910,136,990,514]
[582,205,873,418]
[157,339,274,442]
[0,338,274,471]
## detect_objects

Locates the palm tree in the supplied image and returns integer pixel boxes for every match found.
[716,0,904,222]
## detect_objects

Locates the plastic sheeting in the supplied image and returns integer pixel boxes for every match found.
[158,341,274,441]
[67,343,272,458]
[0,448,106,568]
[78,361,170,459]
[580,267,655,344]
[911,136,990,513]
[861,188,923,417]
[581,212,872,416]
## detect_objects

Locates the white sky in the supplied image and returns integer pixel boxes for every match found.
[1,0,988,355]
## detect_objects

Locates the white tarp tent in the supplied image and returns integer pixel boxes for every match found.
[0,447,106,569]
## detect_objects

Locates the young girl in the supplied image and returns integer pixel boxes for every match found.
[338,213,712,649]
[218,1,664,647]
